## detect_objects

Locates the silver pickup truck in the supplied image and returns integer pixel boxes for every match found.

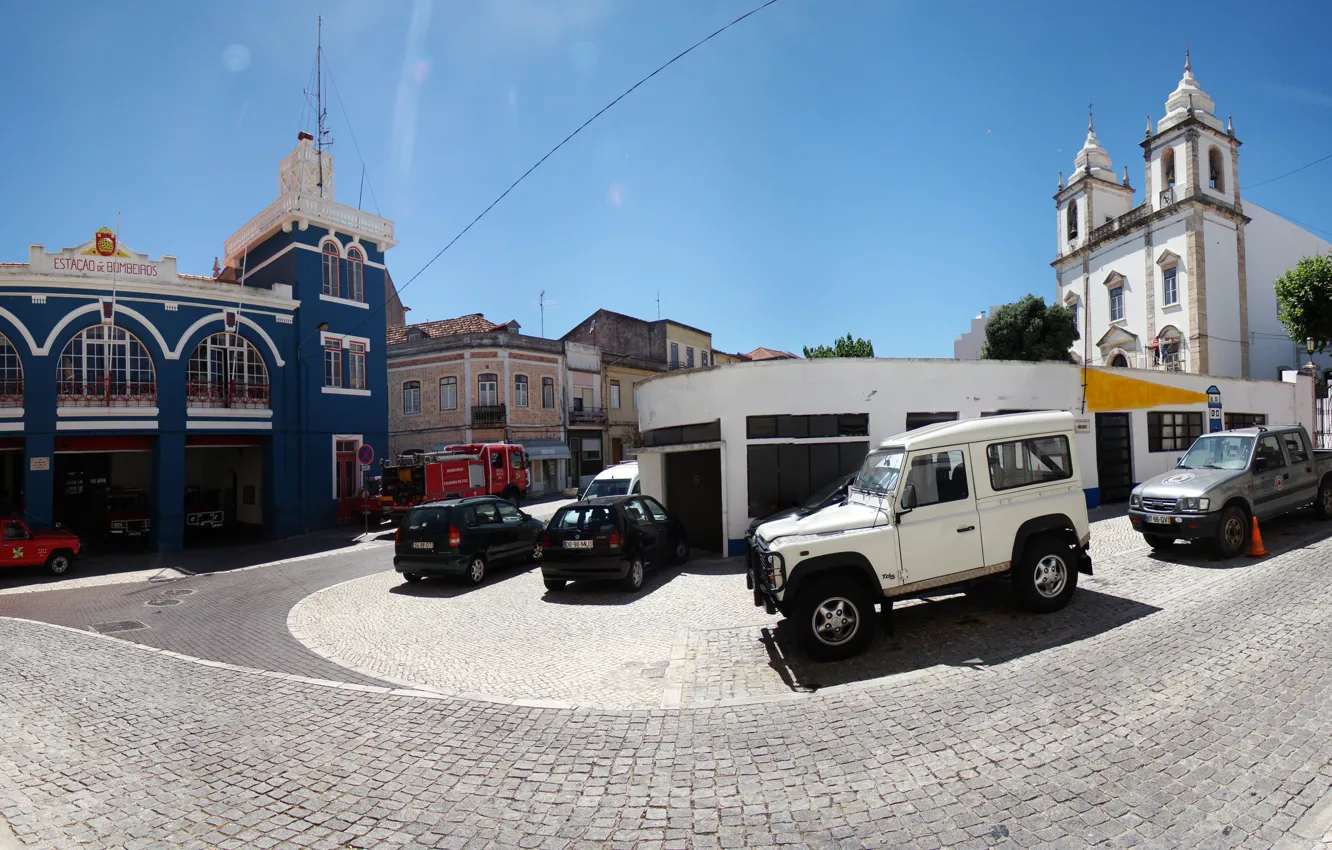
[1128,424,1332,557]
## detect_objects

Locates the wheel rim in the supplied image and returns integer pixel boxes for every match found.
[51,557,68,574]
[1322,488,1332,514]
[470,558,485,582]
[1223,516,1246,550]
[630,560,643,586]
[1033,555,1067,598]
[676,541,688,559]
[811,596,860,646]
[532,544,542,561]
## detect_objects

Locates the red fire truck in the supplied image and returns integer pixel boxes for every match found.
[2,514,81,576]
[379,443,530,519]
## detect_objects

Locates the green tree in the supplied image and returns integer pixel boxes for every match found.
[1274,254,1332,352]
[803,333,874,358]
[980,295,1080,362]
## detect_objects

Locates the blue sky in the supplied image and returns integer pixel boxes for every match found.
[3,1,1332,357]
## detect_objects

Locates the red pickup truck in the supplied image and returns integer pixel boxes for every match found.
[1,515,81,576]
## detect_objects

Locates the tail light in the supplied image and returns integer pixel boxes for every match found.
[540,533,551,551]
[448,526,462,548]
[394,526,401,545]
[608,531,622,550]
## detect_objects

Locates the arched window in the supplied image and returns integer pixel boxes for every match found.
[1162,148,1176,188]
[514,374,529,408]
[187,332,270,408]
[346,246,365,302]
[1109,352,1129,368]
[321,241,341,298]
[0,333,21,406]
[1208,147,1225,191]
[58,325,156,406]
[1155,326,1183,370]
[1066,200,1079,242]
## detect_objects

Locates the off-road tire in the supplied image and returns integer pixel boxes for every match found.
[402,573,423,584]
[672,533,690,566]
[1315,478,1332,521]
[1143,533,1175,550]
[1212,505,1249,559]
[793,574,876,661]
[1013,536,1079,614]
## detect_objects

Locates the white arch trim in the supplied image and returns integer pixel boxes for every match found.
[36,302,172,358]
[170,312,285,368]
[0,306,40,355]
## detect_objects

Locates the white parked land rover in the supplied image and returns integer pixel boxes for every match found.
[747,411,1093,660]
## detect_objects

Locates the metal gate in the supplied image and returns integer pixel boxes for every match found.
[1317,396,1332,449]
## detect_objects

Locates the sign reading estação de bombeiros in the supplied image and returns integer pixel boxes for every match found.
[32,227,167,280]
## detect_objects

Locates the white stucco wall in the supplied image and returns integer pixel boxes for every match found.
[952,307,997,360]
[1243,203,1332,380]
[636,359,1310,554]
[1203,214,1243,378]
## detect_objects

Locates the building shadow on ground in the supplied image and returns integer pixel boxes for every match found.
[537,549,740,606]
[1143,509,1332,569]
[756,583,1160,694]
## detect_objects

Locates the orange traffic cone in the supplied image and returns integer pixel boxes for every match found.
[1247,516,1269,558]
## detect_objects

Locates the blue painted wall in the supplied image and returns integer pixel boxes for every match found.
[0,222,390,550]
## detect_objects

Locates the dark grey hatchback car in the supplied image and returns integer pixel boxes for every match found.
[394,496,545,585]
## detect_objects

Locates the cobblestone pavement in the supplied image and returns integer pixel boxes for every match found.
[0,511,1329,848]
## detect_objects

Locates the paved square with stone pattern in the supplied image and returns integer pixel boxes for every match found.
[0,508,1329,848]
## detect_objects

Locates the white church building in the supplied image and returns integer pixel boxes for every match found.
[1054,54,1331,380]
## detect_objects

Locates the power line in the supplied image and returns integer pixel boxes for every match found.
[322,52,383,217]
[339,0,780,341]
[1246,151,1332,190]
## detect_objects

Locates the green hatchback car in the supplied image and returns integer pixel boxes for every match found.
[394,496,545,585]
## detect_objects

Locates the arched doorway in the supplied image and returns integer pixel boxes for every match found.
[1109,353,1129,368]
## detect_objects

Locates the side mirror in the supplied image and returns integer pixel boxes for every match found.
[1176,456,1184,468]
[899,483,918,511]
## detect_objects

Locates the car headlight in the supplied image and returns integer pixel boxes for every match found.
[1179,497,1210,512]
[1129,493,1141,508]
[110,521,125,529]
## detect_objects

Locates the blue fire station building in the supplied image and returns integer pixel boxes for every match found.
[0,133,395,550]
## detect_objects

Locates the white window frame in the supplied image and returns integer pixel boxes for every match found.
[477,373,499,408]
[348,342,366,390]
[609,380,621,410]
[402,380,421,415]
[345,246,365,302]
[440,376,458,410]
[541,377,555,409]
[514,374,529,408]
[1109,285,1124,322]
[321,240,341,298]
[1162,264,1179,307]
[323,338,342,388]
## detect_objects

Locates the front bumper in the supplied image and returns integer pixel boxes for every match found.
[1128,509,1221,540]
[394,553,469,576]
[746,538,785,614]
[540,554,631,581]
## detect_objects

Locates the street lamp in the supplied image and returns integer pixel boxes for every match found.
[295,321,329,532]
[1307,336,1317,370]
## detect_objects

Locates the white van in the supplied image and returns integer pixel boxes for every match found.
[581,461,640,500]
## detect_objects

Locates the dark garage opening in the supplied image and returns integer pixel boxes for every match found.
[53,435,155,544]
[0,437,22,514]
[664,449,722,553]
[185,435,266,543]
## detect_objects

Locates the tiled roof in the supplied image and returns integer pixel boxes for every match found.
[386,313,501,345]
[745,346,799,361]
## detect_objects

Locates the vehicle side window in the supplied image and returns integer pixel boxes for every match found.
[473,503,500,525]
[904,450,969,507]
[491,452,503,469]
[2,522,26,541]
[1255,436,1284,471]
[461,506,477,527]
[632,481,641,495]
[643,498,669,522]
[985,436,1073,491]
[623,500,649,526]
[496,503,522,523]
[511,450,525,469]
[1283,432,1310,465]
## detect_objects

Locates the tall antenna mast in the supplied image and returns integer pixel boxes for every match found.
[539,290,546,338]
[656,291,660,320]
[316,15,326,198]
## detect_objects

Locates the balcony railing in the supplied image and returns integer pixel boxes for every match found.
[1090,202,1152,242]
[186,380,271,409]
[57,378,157,407]
[569,406,608,425]
[472,404,507,428]
[0,379,21,407]
[224,191,396,262]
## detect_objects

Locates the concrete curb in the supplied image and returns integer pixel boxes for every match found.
[0,814,25,850]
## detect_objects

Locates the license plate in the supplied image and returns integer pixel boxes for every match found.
[412,541,434,550]
[563,540,594,549]
[1146,515,1173,525]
